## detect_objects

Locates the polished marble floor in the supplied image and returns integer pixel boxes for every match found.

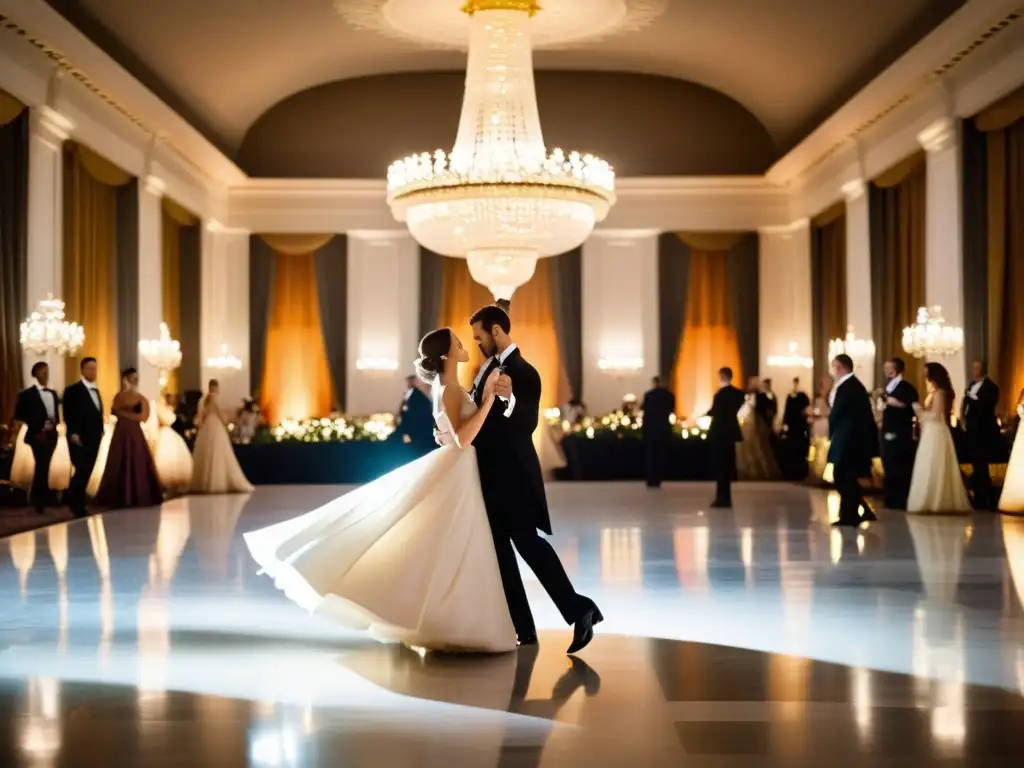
[1,482,1023,766]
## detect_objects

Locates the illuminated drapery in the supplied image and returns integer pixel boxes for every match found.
[811,203,847,387]
[0,90,27,427]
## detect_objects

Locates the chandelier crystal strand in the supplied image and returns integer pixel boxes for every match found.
[901,306,964,359]
[139,322,182,392]
[386,4,615,299]
[20,294,85,357]
[828,326,876,361]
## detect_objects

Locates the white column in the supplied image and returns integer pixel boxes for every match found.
[200,222,250,408]
[581,231,659,414]
[918,117,966,397]
[137,175,164,400]
[345,232,420,416]
[758,219,813,391]
[842,179,876,388]
[24,105,73,387]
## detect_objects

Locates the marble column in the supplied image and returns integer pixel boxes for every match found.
[842,179,876,388]
[200,222,250,408]
[346,232,420,416]
[24,105,73,387]
[918,117,966,397]
[758,219,813,390]
[137,175,164,400]
[581,231,659,414]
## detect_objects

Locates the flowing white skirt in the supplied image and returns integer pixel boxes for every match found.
[153,426,194,493]
[907,420,971,514]
[9,424,73,491]
[191,417,253,494]
[999,424,1024,513]
[244,444,517,653]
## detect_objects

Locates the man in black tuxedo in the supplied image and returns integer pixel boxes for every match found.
[962,359,1001,510]
[880,357,919,510]
[781,377,810,478]
[828,354,879,527]
[708,367,745,508]
[641,376,676,488]
[14,362,60,513]
[63,357,105,516]
[469,304,601,654]
[760,378,779,428]
[392,374,435,456]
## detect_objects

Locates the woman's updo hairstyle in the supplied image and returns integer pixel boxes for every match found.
[415,328,452,383]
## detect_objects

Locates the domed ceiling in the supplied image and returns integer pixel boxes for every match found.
[43,0,966,175]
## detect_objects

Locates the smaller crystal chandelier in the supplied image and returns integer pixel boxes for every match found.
[20,294,85,357]
[902,306,964,359]
[767,341,813,369]
[828,326,876,361]
[139,322,182,391]
[206,344,242,371]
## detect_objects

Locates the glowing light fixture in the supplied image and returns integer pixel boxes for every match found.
[828,326,875,362]
[20,294,85,357]
[767,341,813,369]
[206,344,242,371]
[902,306,963,359]
[138,322,181,392]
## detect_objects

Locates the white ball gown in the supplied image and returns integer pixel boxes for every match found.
[998,404,1024,513]
[906,391,971,514]
[9,423,73,491]
[190,394,254,494]
[151,401,193,494]
[243,382,517,653]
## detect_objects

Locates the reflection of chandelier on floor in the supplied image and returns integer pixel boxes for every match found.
[385,0,616,299]
[902,306,964,359]
[139,323,182,392]
[20,294,85,357]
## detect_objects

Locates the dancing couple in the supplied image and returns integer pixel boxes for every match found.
[245,304,602,654]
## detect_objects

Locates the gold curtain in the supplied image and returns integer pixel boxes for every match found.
[162,196,198,227]
[63,143,129,406]
[979,110,1024,415]
[259,250,333,424]
[0,89,25,125]
[435,258,564,410]
[873,160,927,388]
[161,205,182,396]
[817,213,848,340]
[673,250,743,418]
[257,233,334,256]
[676,231,748,251]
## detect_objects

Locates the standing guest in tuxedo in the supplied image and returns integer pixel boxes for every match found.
[708,367,745,508]
[641,376,676,488]
[392,374,436,455]
[961,359,1001,510]
[14,362,60,514]
[63,357,105,517]
[881,357,919,510]
[760,378,779,429]
[780,377,810,478]
[828,355,879,527]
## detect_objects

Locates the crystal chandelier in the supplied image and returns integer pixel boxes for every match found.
[385,0,616,299]
[19,294,85,357]
[139,322,182,391]
[902,306,964,359]
[828,326,876,361]
[206,344,242,371]
[767,341,813,369]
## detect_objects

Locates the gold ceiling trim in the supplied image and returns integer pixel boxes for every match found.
[0,14,216,186]
[795,9,1023,182]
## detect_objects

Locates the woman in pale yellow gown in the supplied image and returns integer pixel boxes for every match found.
[907,362,971,515]
[808,375,833,483]
[190,380,253,494]
[152,399,193,494]
[998,396,1024,514]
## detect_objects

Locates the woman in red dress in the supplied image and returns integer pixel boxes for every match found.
[95,368,163,509]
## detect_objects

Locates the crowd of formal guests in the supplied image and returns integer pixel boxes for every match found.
[9,356,253,517]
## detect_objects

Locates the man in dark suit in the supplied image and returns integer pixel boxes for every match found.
[880,356,919,510]
[780,377,810,478]
[962,359,1001,510]
[708,367,745,508]
[828,354,879,527]
[641,376,676,488]
[469,304,601,654]
[14,362,60,514]
[392,374,436,456]
[63,356,105,517]
[760,378,779,428]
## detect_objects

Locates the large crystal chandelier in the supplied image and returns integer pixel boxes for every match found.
[828,326,876,362]
[20,294,85,357]
[139,322,182,391]
[206,344,242,371]
[385,0,616,299]
[902,306,963,359]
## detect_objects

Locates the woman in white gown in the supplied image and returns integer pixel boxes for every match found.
[151,398,193,494]
[244,328,518,653]
[998,397,1024,513]
[190,380,254,494]
[907,362,971,515]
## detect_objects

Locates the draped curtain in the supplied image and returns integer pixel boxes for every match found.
[419,248,445,341]
[658,233,690,382]
[63,142,134,406]
[811,203,848,388]
[869,153,927,388]
[249,236,276,398]
[725,233,760,381]
[314,235,348,412]
[550,247,582,401]
[115,180,139,372]
[973,86,1024,415]
[161,198,199,395]
[0,92,27,427]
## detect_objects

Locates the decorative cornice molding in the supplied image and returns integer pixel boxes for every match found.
[30,103,72,149]
[758,218,809,236]
[205,219,249,235]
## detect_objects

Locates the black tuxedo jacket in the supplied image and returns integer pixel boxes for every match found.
[708,385,745,446]
[394,387,435,449]
[472,348,551,535]
[827,375,879,472]
[758,392,778,427]
[961,377,1001,458]
[782,391,810,434]
[882,378,919,442]
[642,387,675,439]
[63,381,105,447]
[15,386,61,444]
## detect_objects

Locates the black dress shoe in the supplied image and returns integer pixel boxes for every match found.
[860,509,878,522]
[831,518,862,528]
[517,634,538,647]
[710,501,731,509]
[567,599,603,655]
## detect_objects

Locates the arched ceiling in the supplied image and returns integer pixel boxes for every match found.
[43,0,966,165]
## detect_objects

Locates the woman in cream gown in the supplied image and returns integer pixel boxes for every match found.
[808,375,833,483]
[151,398,193,494]
[998,397,1024,513]
[190,380,253,494]
[907,362,971,515]
[244,329,517,653]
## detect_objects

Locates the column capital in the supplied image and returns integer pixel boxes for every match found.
[205,219,249,235]
[758,218,809,237]
[917,117,957,154]
[143,174,166,197]
[841,178,866,201]
[30,105,74,150]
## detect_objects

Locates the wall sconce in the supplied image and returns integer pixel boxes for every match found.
[767,341,813,369]
[356,358,399,373]
[598,357,643,374]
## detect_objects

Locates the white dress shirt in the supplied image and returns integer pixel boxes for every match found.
[473,343,518,418]
[885,374,903,395]
[82,377,101,410]
[967,379,984,400]
[829,372,855,408]
[35,383,56,421]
